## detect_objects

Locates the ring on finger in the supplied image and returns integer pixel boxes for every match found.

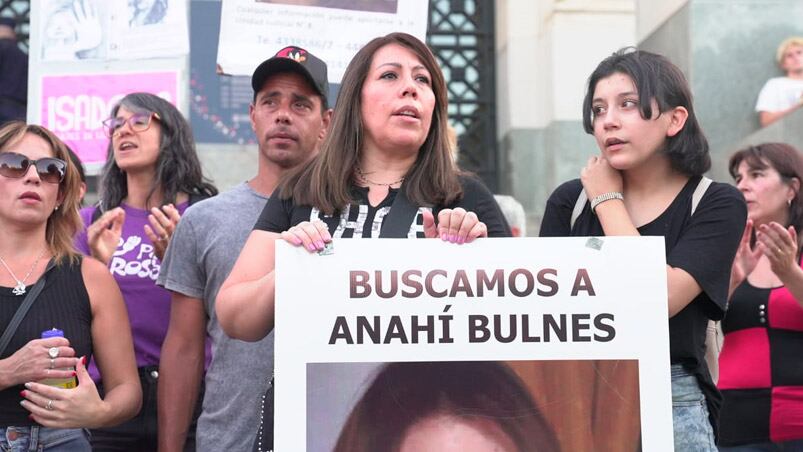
[49,358,55,369]
[46,399,53,410]
[48,347,59,359]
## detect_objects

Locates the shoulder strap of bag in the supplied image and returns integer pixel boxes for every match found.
[570,175,712,230]
[91,204,103,224]
[570,189,588,231]
[691,176,713,216]
[188,192,210,206]
[379,184,420,238]
[0,259,56,357]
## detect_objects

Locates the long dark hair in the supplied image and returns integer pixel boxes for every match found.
[729,143,803,235]
[333,361,559,452]
[583,48,710,176]
[282,32,462,214]
[99,92,217,211]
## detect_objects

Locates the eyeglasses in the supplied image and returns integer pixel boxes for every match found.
[0,152,66,184]
[101,112,161,138]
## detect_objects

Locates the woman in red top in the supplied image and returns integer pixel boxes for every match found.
[719,142,803,449]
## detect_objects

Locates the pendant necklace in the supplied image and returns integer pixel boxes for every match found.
[355,165,405,187]
[0,249,47,296]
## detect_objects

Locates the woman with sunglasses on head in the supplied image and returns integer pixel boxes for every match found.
[539,49,746,449]
[75,92,216,451]
[0,122,140,451]
[718,143,803,450]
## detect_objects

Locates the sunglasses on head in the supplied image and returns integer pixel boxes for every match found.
[0,152,67,184]
[102,112,161,138]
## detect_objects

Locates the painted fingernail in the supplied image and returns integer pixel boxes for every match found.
[81,356,87,366]
[458,236,465,244]
[20,390,25,398]
[440,233,448,241]
[314,240,324,249]
[307,243,316,251]
[71,371,77,377]
[24,383,31,389]
[292,237,302,245]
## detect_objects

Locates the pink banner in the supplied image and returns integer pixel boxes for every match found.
[41,72,178,168]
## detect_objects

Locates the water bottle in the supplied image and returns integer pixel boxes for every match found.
[38,328,77,389]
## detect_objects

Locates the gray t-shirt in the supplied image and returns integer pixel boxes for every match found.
[157,182,272,451]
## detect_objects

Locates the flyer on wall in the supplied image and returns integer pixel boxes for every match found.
[274,237,674,451]
[38,0,189,62]
[216,0,428,83]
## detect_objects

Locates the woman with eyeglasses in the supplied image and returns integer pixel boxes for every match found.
[0,122,140,451]
[74,92,216,451]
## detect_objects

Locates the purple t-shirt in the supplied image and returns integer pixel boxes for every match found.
[75,202,211,379]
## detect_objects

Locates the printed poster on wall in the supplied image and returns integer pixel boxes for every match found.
[40,72,179,171]
[274,237,674,451]
[216,0,429,83]
[38,0,189,62]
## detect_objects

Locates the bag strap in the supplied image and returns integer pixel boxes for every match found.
[570,189,588,231]
[91,204,103,224]
[379,184,420,238]
[0,259,56,357]
[691,176,712,216]
[570,175,712,230]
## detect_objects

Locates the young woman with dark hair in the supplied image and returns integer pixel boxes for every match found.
[75,92,216,451]
[0,122,140,451]
[718,143,803,450]
[333,361,559,452]
[539,48,746,449]
[216,32,509,342]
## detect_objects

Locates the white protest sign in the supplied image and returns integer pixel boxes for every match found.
[217,0,428,83]
[275,237,674,451]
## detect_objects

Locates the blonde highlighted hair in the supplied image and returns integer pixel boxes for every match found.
[776,36,803,65]
[0,122,83,264]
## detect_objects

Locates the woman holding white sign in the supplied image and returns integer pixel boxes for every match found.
[218,33,509,449]
[218,32,509,341]
[539,49,747,449]
[718,143,803,450]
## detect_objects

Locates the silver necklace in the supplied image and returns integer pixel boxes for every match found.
[0,250,47,296]
[355,165,405,187]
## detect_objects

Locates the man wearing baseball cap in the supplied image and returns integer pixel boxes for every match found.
[156,46,331,452]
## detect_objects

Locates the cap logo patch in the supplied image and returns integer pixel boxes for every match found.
[277,46,307,63]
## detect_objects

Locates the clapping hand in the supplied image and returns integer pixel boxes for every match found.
[757,221,799,279]
[144,204,181,261]
[86,208,125,265]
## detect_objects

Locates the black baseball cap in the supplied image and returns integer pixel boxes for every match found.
[251,46,329,103]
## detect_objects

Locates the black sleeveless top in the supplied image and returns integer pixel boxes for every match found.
[0,257,93,426]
